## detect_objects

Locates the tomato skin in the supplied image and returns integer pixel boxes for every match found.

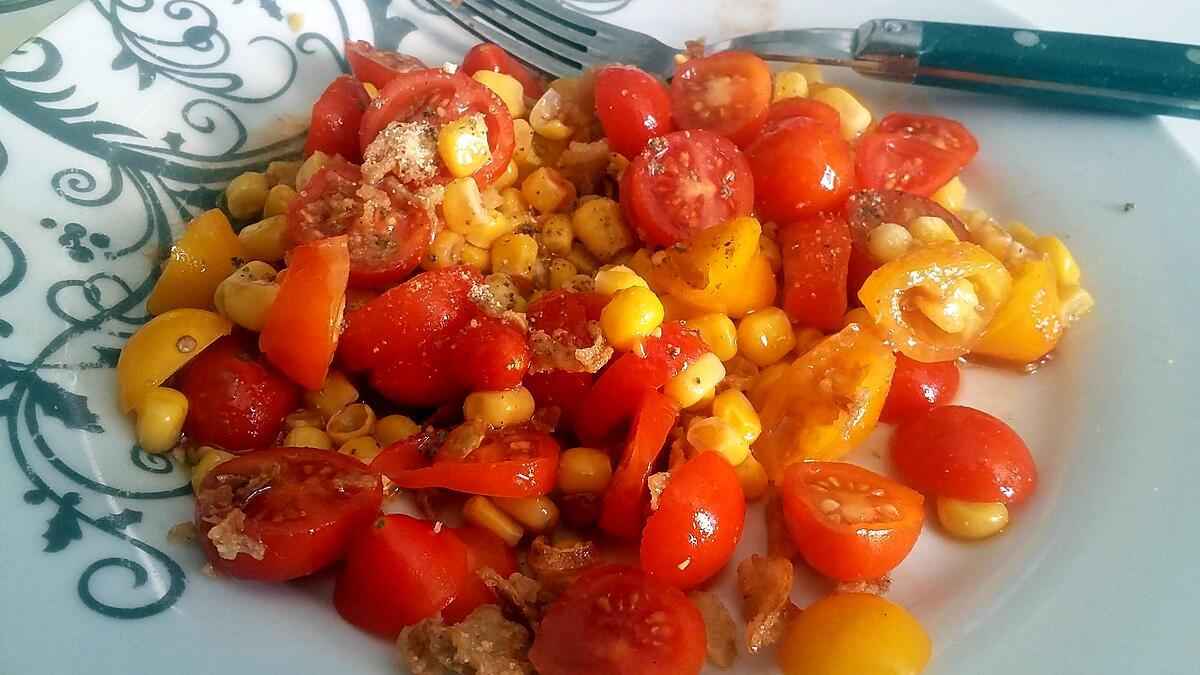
[178,333,299,451]
[304,75,369,162]
[334,514,468,638]
[891,405,1037,504]
[779,593,931,675]
[461,43,544,97]
[530,564,708,675]
[594,65,673,158]
[195,447,382,581]
[526,289,609,351]
[598,389,680,539]
[854,132,962,198]
[450,317,530,391]
[344,40,425,89]
[745,116,856,223]
[877,112,979,167]
[766,97,842,135]
[640,451,745,590]
[779,213,852,332]
[381,426,561,498]
[440,526,520,624]
[524,369,593,430]
[781,462,924,582]
[879,354,960,424]
[670,51,772,147]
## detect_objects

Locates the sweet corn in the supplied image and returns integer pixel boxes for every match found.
[772,70,808,101]
[687,388,716,412]
[134,386,188,454]
[842,307,874,329]
[749,362,789,409]
[362,82,379,99]
[522,167,576,214]
[491,233,538,279]
[460,244,492,272]
[737,307,796,367]
[305,370,359,420]
[423,229,466,270]
[600,286,664,351]
[571,197,634,262]
[494,496,560,533]
[472,70,527,117]
[789,62,823,83]
[914,278,980,334]
[811,86,871,139]
[734,455,769,500]
[684,313,738,362]
[1032,236,1081,286]
[497,187,530,222]
[237,214,289,263]
[1058,284,1094,324]
[538,214,574,255]
[262,183,297,219]
[295,150,331,189]
[438,114,493,178]
[529,88,574,140]
[665,352,726,408]
[1006,221,1039,247]
[190,448,234,492]
[712,389,762,443]
[594,264,649,296]
[265,159,302,187]
[284,409,324,431]
[558,447,613,494]
[930,176,966,211]
[484,273,528,312]
[975,222,1014,260]
[463,495,523,546]
[492,160,520,190]
[548,257,578,288]
[325,402,376,446]
[213,261,279,332]
[566,274,595,293]
[512,118,542,170]
[566,242,600,276]
[907,216,958,244]
[464,386,536,428]
[373,414,420,447]
[338,435,383,464]
[284,425,333,450]
[866,222,914,262]
[687,416,751,465]
[444,176,513,247]
[759,235,783,274]
[226,171,269,220]
[792,326,825,356]
[936,497,1009,539]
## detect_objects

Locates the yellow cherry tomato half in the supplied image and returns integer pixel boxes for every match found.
[146,209,248,315]
[780,593,931,675]
[660,215,761,290]
[663,250,777,319]
[972,258,1063,364]
[116,308,232,412]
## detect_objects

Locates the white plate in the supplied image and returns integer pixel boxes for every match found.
[1,1,1198,673]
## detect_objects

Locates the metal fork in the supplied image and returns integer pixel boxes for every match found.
[428,0,1200,119]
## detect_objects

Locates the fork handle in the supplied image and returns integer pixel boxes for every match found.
[855,19,1200,119]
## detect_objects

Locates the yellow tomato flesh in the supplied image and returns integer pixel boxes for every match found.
[116,308,232,412]
[662,250,777,318]
[780,593,931,675]
[972,258,1063,364]
[146,209,248,315]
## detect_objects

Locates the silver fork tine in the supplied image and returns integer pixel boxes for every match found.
[517,0,678,76]
[458,0,587,56]
[516,0,634,41]
[486,0,614,59]
[427,1,586,77]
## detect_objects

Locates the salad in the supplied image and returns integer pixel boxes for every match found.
[115,39,1094,674]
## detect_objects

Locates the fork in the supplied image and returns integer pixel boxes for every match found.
[429,0,1200,119]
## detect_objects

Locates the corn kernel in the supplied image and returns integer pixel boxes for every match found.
[497,187,530,222]
[1058,284,1094,324]
[423,229,466,270]
[712,389,762,443]
[443,176,511,248]
[842,307,874,329]
[325,402,376,446]
[594,264,649,296]
[975,222,1013,260]
[484,273,528,312]
[538,214,574,255]
[907,216,958,244]
[522,166,576,214]
[237,214,289,263]
[571,197,634,262]
[463,495,523,546]
[600,286,664,351]
[529,88,574,140]
[792,326,825,356]
[734,454,769,501]
[1032,236,1081,286]
[810,86,871,139]
[512,118,542,171]
[338,435,383,464]
[464,386,536,428]
[226,171,269,220]
[665,352,726,408]
[362,81,379,99]
[687,387,716,412]
[295,150,331,189]
[284,409,324,431]
[566,274,595,293]
[135,386,188,454]
[283,425,333,450]
[930,176,967,211]
[305,370,359,420]
[494,496,560,533]
[772,70,809,101]
[566,242,600,276]
[1006,221,1039,247]
[749,362,789,409]
[213,261,279,332]
[472,70,527,117]
[190,448,234,492]
[265,159,302,187]
[759,235,783,274]
[937,497,1009,539]
[491,233,538,279]
[914,278,980,334]
[438,114,493,178]
[684,313,738,362]
[373,414,420,447]
[460,243,492,272]
[558,447,613,494]
[548,257,578,288]
[789,62,823,83]
[262,184,297,219]
[492,160,520,191]
[866,222,914,262]
[687,416,751,465]
[737,307,796,367]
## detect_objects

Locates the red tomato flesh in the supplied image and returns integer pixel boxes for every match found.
[598,389,679,539]
[766,96,842,135]
[877,112,979,167]
[524,369,593,431]
[304,74,369,162]
[594,65,673,158]
[854,132,962,198]
[450,316,531,391]
[382,426,560,498]
[669,51,772,147]
[880,354,961,424]
[779,213,852,332]
[461,43,544,98]
[745,116,856,223]
[526,289,609,350]
[344,40,425,89]
[440,526,520,624]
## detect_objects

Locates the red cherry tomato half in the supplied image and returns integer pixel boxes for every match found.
[765,96,842,135]
[854,132,962,198]
[525,369,593,431]
[879,354,961,424]
[640,451,745,590]
[890,405,1038,504]
[593,65,673,158]
[450,316,531,391]
[745,116,856,224]
[781,461,924,582]
[286,159,431,289]
[669,50,772,147]
[598,389,680,539]
[178,333,299,451]
[621,129,754,247]
[440,526,520,624]
[333,514,468,637]
[877,112,979,167]
[526,289,609,350]
[304,74,370,162]
[344,40,425,89]
[195,447,382,581]
[779,213,852,332]
[381,426,561,498]
[461,42,544,98]
[529,564,708,675]
[358,68,514,187]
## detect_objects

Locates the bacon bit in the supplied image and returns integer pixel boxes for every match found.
[647,472,671,511]
[206,508,265,562]
[556,138,612,196]
[201,563,223,578]
[526,536,599,594]
[361,120,438,186]
[442,419,488,459]
[834,576,893,596]
[167,521,196,543]
[689,590,738,668]
[480,569,547,629]
[737,555,799,654]
[528,327,612,374]
[684,37,706,60]
[765,490,797,560]
[398,605,532,675]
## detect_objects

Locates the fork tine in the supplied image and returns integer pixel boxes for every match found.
[458,0,588,56]
[515,0,624,39]
[486,0,613,58]
[427,0,585,77]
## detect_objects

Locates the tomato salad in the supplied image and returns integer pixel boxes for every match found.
[116,40,1094,674]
